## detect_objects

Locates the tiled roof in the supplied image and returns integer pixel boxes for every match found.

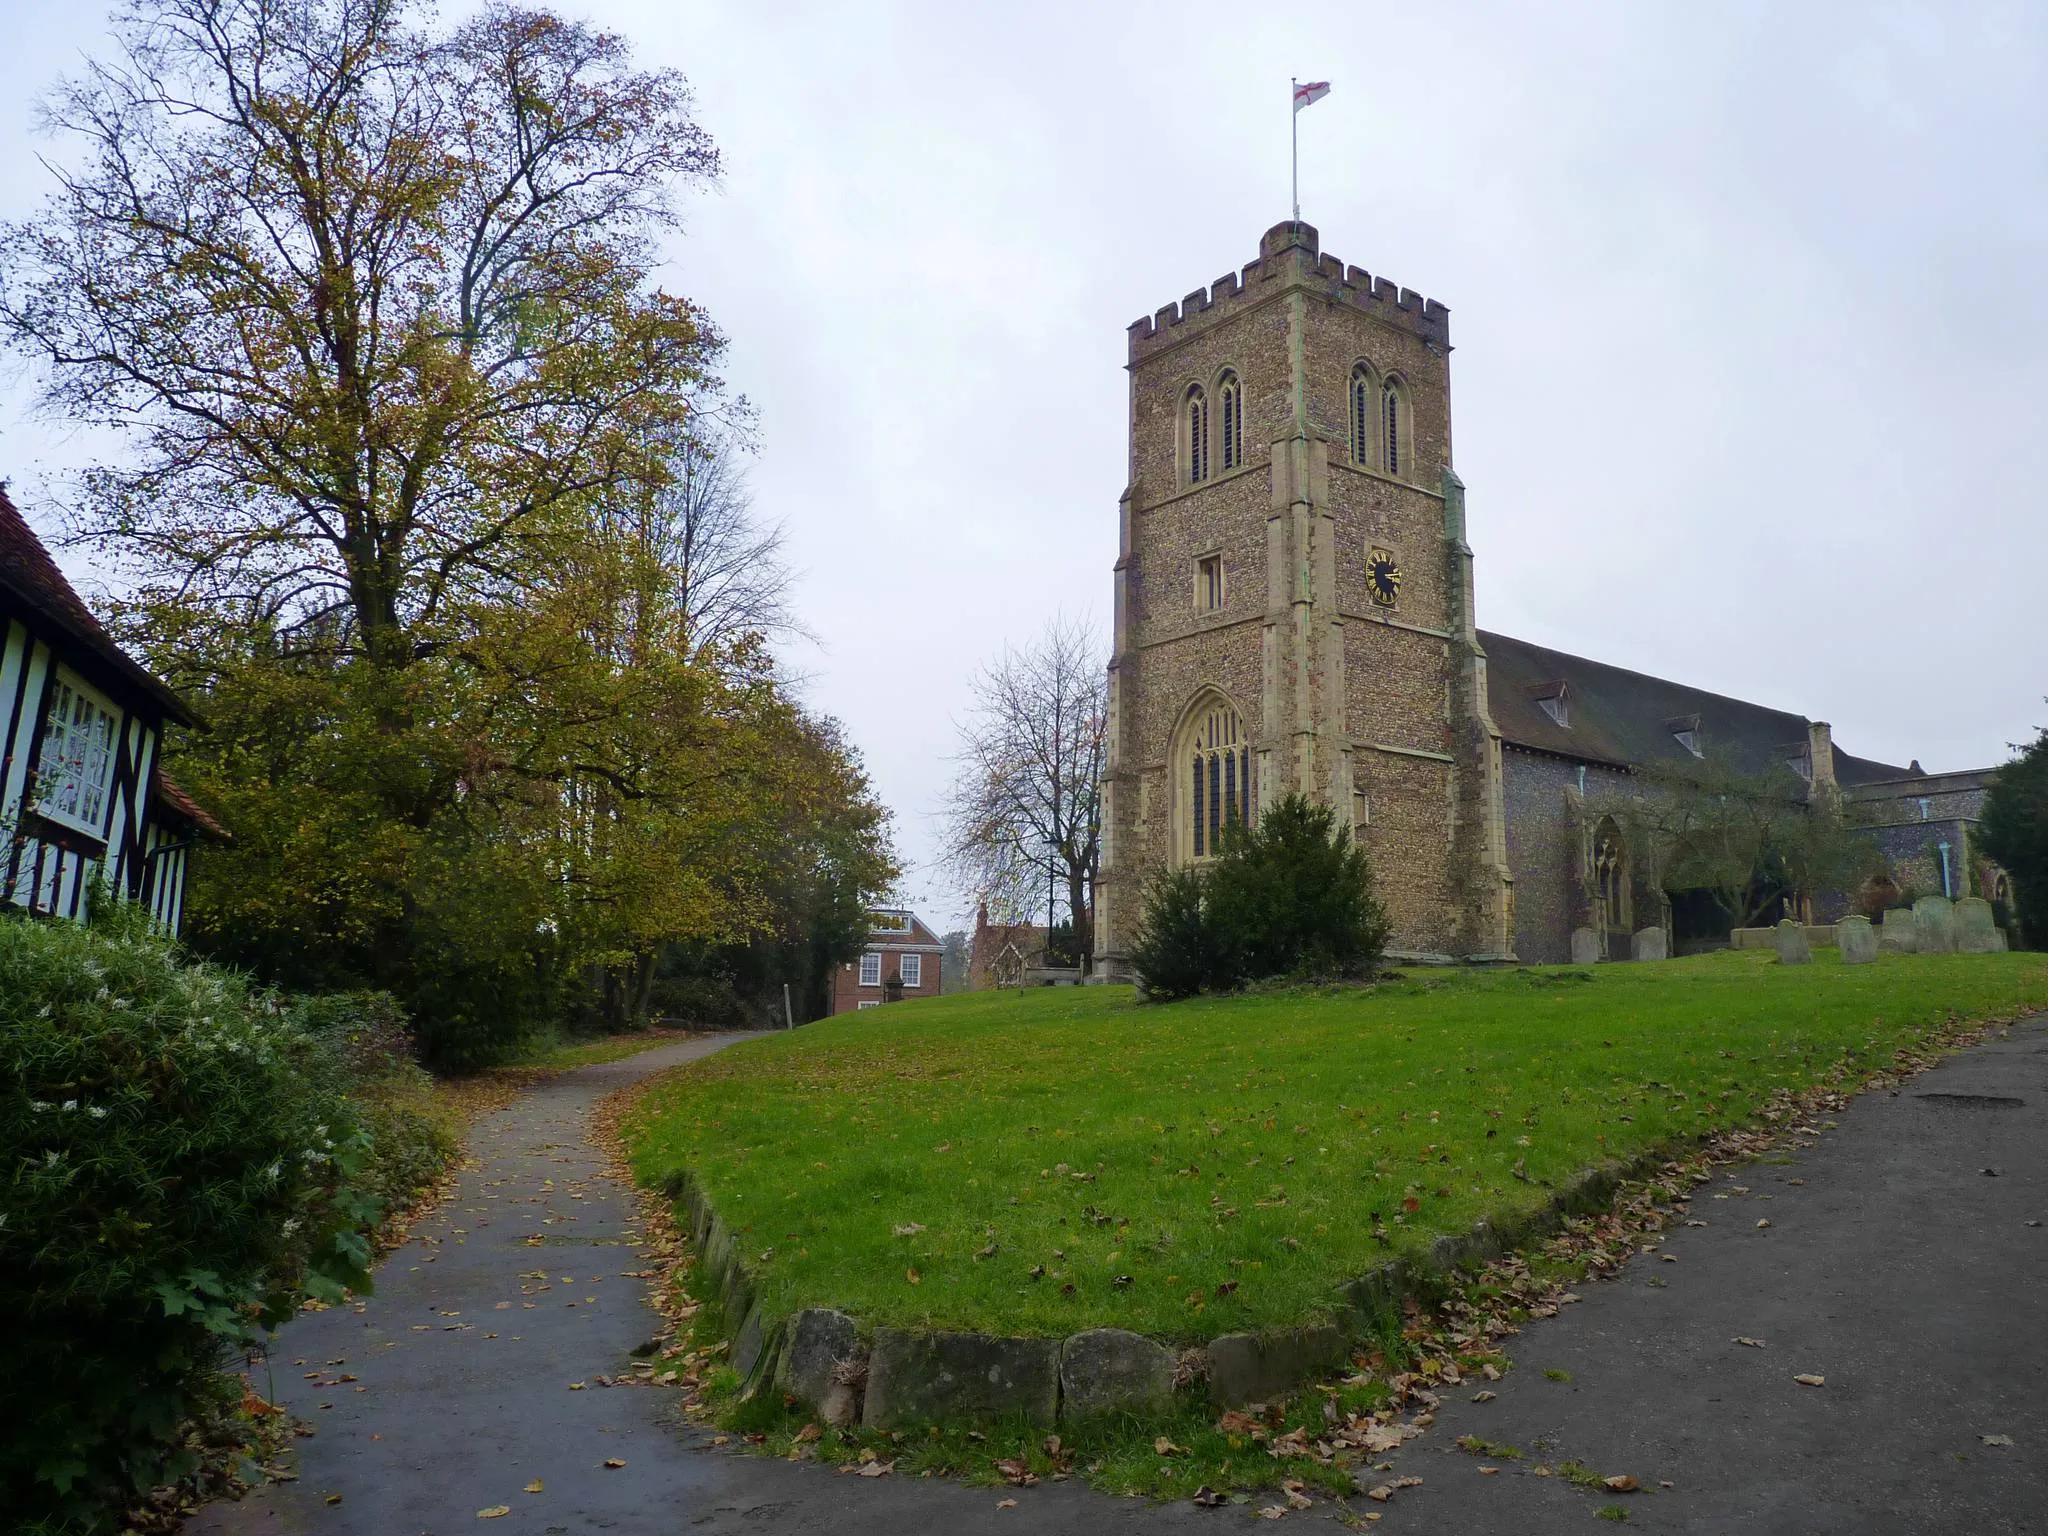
[151,772,228,840]
[0,487,197,726]
[1480,630,1906,787]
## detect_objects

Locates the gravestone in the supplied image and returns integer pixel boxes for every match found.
[1632,927,1668,962]
[1914,895,1956,955]
[1955,897,2001,954]
[1878,907,1917,953]
[1772,917,1812,964]
[1837,914,1878,964]
[1570,927,1601,966]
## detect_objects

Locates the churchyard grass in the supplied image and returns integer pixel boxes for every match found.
[626,950,2048,1344]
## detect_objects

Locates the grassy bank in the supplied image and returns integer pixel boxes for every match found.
[626,951,2048,1342]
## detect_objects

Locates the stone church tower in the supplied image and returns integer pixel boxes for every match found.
[1093,221,1516,972]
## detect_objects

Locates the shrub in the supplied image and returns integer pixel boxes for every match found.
[1129,865,1219,1001]
[0,911,381,1530]
[1979,730,2048,949]
[1132,795,1389,999]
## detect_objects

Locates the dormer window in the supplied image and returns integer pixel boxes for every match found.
[1665,714,1703,758]
[1526,680,1569,729]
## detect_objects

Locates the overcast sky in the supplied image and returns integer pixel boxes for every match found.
[4,1,2046,929]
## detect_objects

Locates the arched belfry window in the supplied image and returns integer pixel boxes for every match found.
[1382,376,1407,479]
[1217,371,1244,472]
[1182,698,1252,861]
[1185,385,1210,485]
[1350,364,1376,468]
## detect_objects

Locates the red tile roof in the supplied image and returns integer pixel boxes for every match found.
[151,772,228,840]
[0,486,197,726]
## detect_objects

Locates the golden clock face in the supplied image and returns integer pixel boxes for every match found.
[1367,548,1401,607]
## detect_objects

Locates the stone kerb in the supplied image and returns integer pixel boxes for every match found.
[1772,918,1812,965]
[1914,896,1957,954]
[1954,897,2002,953]
[1837,915,1878,964]
[1879,908,1918,953]
[661,1153,1669,1430]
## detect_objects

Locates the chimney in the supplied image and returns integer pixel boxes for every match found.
[1807,721,1837,799]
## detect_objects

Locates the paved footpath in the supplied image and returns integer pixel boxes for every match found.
[193,1018,2048,1536]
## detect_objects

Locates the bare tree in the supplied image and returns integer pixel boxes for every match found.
[640,420,807,659]
[942,614,1106,963]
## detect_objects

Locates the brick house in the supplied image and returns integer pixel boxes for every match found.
[966,903,1046,990]
[829,908,944,1013]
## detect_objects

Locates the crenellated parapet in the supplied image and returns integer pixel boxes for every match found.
[1126,221,1450,362]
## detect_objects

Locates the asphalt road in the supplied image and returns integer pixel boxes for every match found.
[191,1015,2048,1535]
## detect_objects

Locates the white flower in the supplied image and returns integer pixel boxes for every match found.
[61,1099,78,1112]
[87,1106,108,1119]
[29,1101,51,1114]
[262,1160,282,1182]
[44,1149,63,1166]
[281,1218,301,1237]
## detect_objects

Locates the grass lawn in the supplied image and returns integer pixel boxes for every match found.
[626,950,2048,1344]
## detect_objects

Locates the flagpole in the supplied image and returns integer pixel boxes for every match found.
[1290,77,1299,222]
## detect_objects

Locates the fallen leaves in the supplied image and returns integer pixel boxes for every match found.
[996,1458,1039,1486]
[1982,1434,2015,1447]
[1603,1474,1640,1492]
[996,1497,1017,1509]
[603,1458,627,1468]
[856,1459,895,1478]
[904,1267,921,1285]
[1192,1485,1228,1507]
[1154,1436,1186,1456]
[892,1223,925,1237]
[1793,1374,1825,1388]
[523,1479,543,1494]
[1733,1336,1766,1348]
[477,1506,511,1520]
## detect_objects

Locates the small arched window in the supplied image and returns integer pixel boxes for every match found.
[1217,371,1243,472]
[1186,701,1251,859]
[1185,385,1210,485]
[1382,377,1405,479]
[1350,365,1376,468]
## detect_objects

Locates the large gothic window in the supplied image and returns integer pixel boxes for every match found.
[1350,364,1376,468]
[1184,700,1251,860]
[1217,371,1243,471]
[1185,385,1210,485]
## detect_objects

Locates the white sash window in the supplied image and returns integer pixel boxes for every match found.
[35,670,119,837]
[900,954,922,988]
[858,952,881,987]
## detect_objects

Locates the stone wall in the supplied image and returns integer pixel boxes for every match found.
[1095,220,1513,972]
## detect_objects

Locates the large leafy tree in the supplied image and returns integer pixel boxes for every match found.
[1618,756,1880,933]
[1,0,720,670]
[0,0,897,1060]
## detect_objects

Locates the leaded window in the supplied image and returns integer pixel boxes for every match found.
[1187,703,1251,859]
[1383,381,1402,477]
[35,671,118,837]
[1350,365,1374,467]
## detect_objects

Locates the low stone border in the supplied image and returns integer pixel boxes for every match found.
[656,1153,1662,1430]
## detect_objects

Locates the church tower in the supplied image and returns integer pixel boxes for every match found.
[1092,221,1515,971]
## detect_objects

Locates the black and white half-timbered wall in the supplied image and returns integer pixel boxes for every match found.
[0,488,221,933]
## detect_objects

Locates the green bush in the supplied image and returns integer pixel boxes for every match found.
[290,990,456,1221]
[1132,795,1389,1000]
[1979,730,2048,948]
[0,910,382,1530]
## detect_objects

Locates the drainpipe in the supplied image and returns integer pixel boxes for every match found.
[1937,841,1953,899]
